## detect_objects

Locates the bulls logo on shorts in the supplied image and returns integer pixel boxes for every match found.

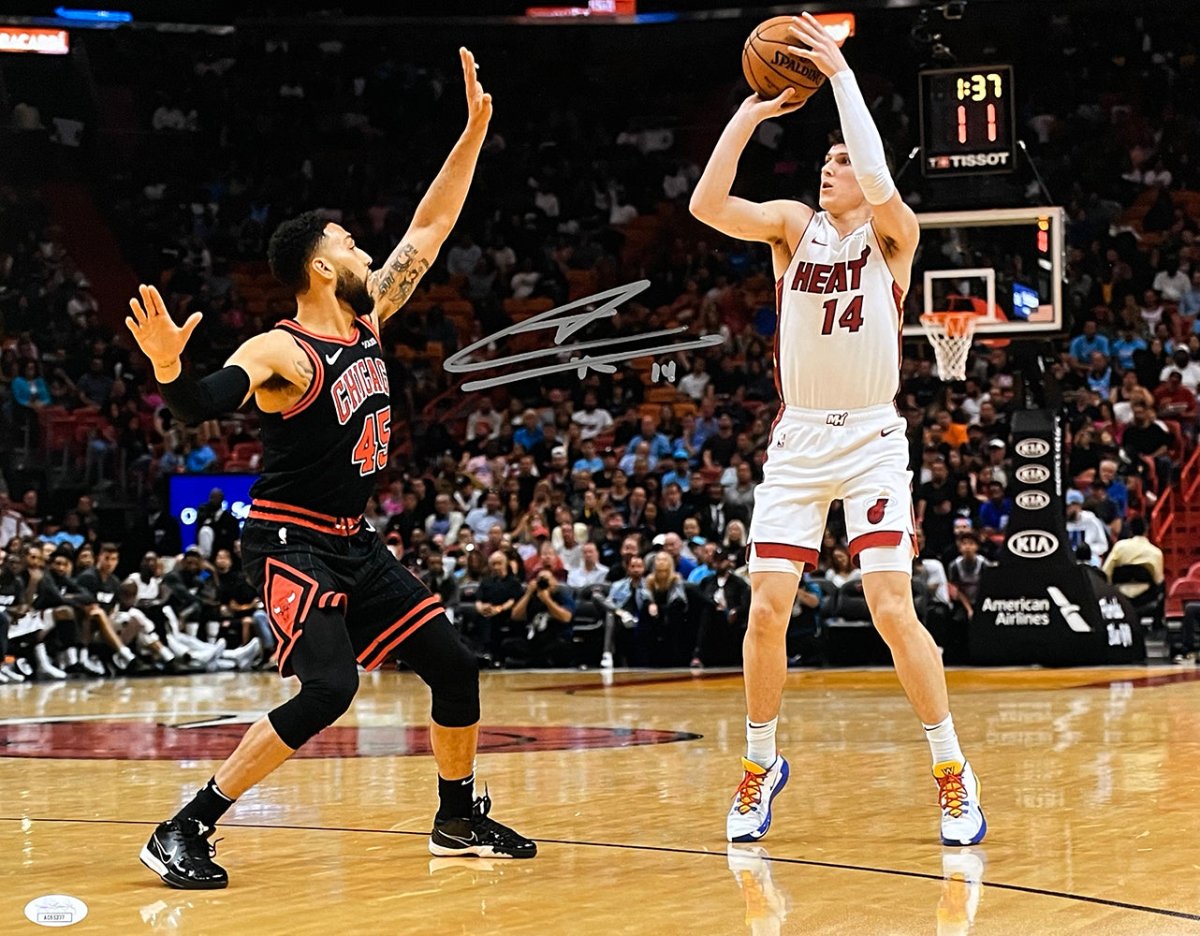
[867,497,889,525]
[263,558,319,638]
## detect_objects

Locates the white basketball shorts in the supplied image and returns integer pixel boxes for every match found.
[748,402,916,578]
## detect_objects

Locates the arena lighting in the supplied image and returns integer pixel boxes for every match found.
[812,12,856,44]
[53,7,132,24]
[0,26,69,54]
[526,0,634,16]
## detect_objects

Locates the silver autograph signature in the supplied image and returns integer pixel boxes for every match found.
[442,279,725,391]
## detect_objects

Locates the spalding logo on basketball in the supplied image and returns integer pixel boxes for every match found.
[867,497,889,525]
[743,16,827,104]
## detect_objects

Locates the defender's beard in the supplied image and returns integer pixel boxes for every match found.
[336,267,375,317]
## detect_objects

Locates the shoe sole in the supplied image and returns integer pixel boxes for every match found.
[728,758,790,844]
[139,845,229,889]
[941,809,987,847]
[428,839,537,859]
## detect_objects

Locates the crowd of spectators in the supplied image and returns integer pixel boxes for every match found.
[0,8,1198,677]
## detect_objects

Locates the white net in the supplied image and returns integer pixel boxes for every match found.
[920,313,977,381]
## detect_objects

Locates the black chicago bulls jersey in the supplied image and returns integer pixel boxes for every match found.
[250,316,391,518]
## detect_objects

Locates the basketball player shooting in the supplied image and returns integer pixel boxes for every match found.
[690,13,985,847]
[125,49,535,890]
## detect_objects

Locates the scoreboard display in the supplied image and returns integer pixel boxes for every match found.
[919,65,1016,177]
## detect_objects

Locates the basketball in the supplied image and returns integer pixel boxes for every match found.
[742,15,826,104]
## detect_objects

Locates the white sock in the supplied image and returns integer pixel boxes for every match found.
[923,714,965,766]
[745,717,778,767]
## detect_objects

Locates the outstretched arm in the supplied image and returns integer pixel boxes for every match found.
[689,91,811,248]
[788,12,918,261]
[127,284,309,425]
[367,47,493,324]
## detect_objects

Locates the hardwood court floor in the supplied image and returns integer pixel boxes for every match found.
[3,666,1200,934]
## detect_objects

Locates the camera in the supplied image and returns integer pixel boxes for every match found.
[537,574,551,590]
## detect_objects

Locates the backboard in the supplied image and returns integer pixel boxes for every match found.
[902,206,1065,338]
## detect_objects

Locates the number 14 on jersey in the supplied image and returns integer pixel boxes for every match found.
[820,295,864,335]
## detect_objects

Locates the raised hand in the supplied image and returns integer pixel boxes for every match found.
[460,47,492,129]
[787,11,850,79]
[735,87,804,123]
[126,284,202,371]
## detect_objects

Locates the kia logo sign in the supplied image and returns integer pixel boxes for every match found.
[1016,465,1050,484]
[1015,439,1050,458]
[1015,491,1051,510]
[1007,530,1059,559]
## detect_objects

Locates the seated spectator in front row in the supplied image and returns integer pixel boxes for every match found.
[599,554,647,668]
[505,570,575,667]
[640,552,688,667]
[1065,489,1111,567]
[690,547,750,668]
[567,542,609,591]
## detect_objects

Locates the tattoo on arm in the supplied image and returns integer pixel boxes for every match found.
[374,243,436,309]
[369,243,431,309]
[294,351,313,386]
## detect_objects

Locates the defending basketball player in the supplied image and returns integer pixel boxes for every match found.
[690,13,985,847]
[126,49,535,890]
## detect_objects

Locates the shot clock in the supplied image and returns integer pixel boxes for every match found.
[919,65,1016,177]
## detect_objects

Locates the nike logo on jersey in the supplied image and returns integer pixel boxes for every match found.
[325,349,344,365]
[880,426,903,437]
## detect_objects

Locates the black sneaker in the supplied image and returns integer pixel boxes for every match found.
[140,819,229,889]
[429,790,537,859]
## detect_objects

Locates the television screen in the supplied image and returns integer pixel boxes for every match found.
[168,473,257,550]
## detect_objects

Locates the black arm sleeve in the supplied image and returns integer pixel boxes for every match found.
[159,365,251,427]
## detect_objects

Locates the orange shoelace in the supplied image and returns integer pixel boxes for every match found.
[935,768,966,818]
[735,769,765,814]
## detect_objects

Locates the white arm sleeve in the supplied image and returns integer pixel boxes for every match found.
[830,69,896,206]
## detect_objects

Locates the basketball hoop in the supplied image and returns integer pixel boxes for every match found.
[920,312,977,381]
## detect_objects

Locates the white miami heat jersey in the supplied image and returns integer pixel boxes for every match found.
[774,212,904,410]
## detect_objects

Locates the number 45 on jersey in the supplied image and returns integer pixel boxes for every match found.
[352,407,391,475]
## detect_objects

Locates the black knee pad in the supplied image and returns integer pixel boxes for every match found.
[402,614,480,728]
[269,661,359,750]
[430,639,480,728]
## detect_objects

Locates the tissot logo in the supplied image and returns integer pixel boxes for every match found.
[1015,491,1050,510]
[1015,465,1050,484]
[1015,439,1050,458]
[1007,530,1059,559]
[927,152,1011,169]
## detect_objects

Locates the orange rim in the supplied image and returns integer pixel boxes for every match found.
[919,312,979,338]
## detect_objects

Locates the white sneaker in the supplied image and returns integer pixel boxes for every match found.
[34,644,68,680]
[599,651,613,669]
[727,844,789,930]
[938,847,986,936]
[935,761,987,846]
[79,649,106,677]
[726,755,789,843]
[223,637,263,672]
[2,663,24,683]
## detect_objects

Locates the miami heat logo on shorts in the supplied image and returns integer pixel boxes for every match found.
[867,497,889,525]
